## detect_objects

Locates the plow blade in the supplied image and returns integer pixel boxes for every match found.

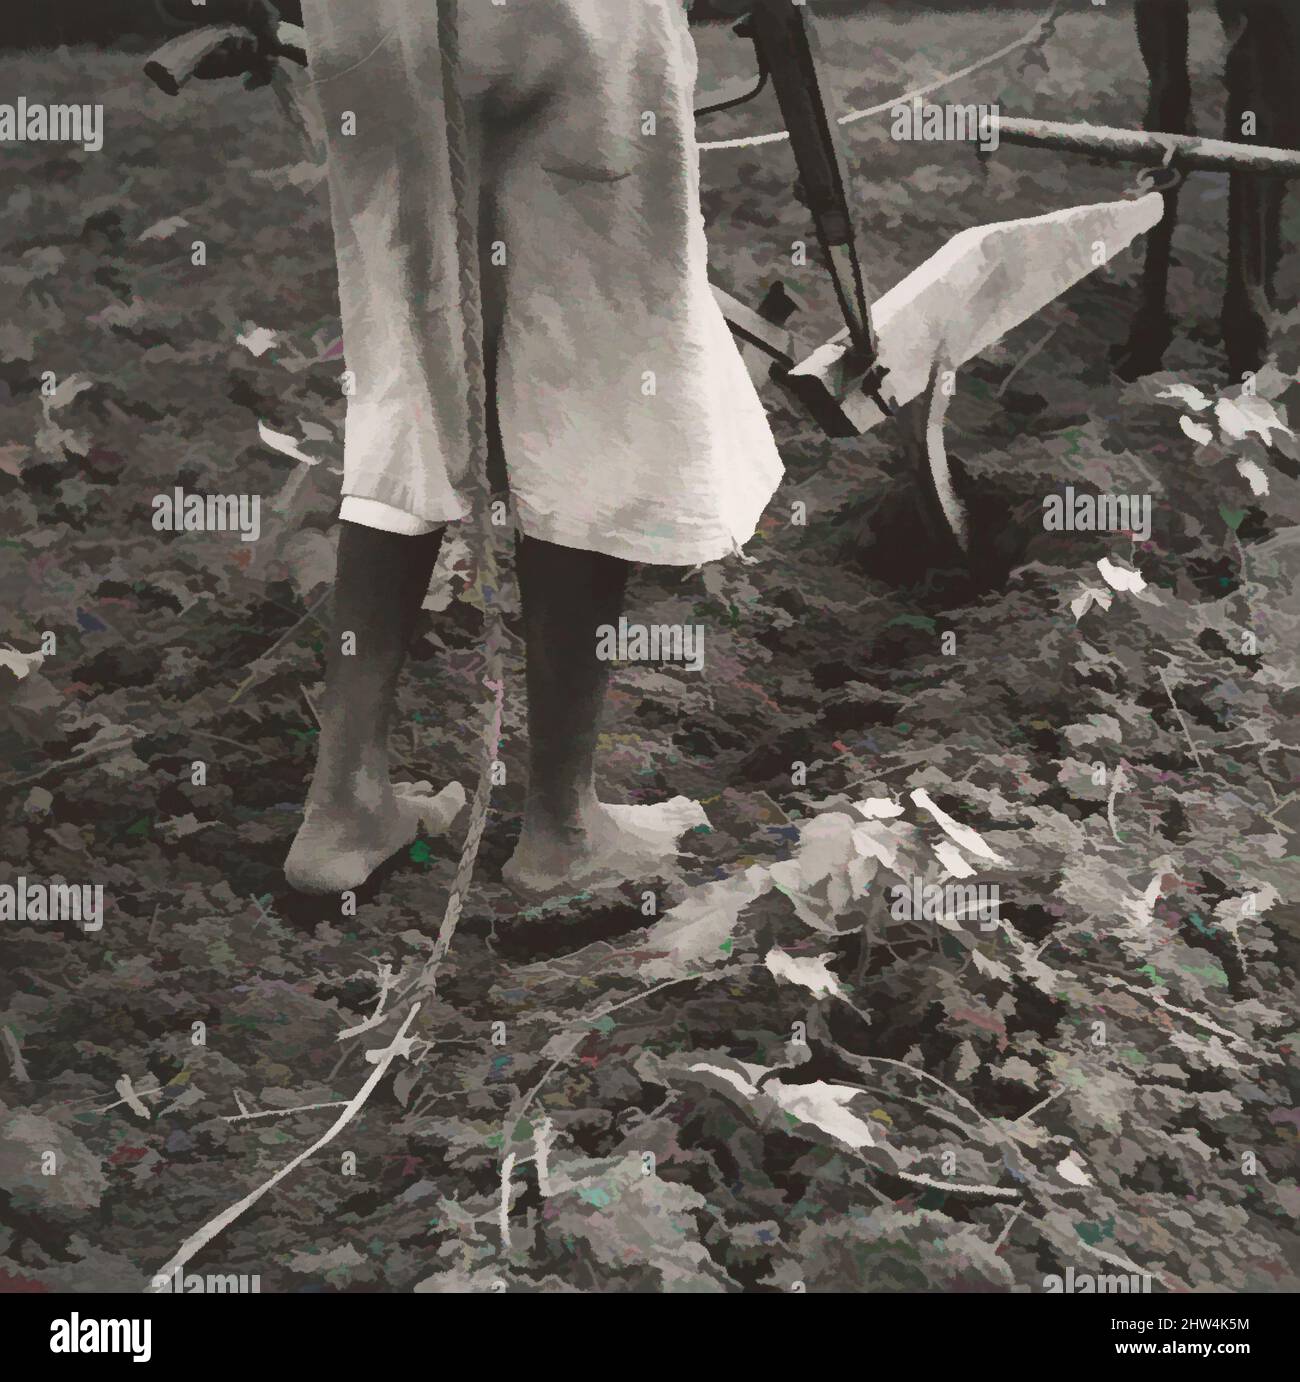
[780,191,1165,437]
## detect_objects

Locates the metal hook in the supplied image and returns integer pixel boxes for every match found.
[1131,164,1184,196]
[1131,137,1184,196]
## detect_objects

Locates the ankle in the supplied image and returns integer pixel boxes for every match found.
[308,735,391,809]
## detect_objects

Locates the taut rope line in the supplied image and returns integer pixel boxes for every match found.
[697,2,1059,152]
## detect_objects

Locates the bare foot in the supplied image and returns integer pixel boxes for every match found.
[284,780,466,894]
[502,796,709,895]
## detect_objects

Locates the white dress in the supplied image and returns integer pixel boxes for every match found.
[300,0,784,566]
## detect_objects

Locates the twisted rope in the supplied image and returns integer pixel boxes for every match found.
[421,0,509,985]
[148,3,509,1284]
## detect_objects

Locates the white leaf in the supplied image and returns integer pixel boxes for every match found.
[764,948,845,999]
[1214,885,1276,922]
[1180,414,1213,446]
[157,813,211,842]
[932,840,977,879]
[366,1034,415,1065]
[854,797,905,819]
[1056,1152,1093,1187]
[115,1075,152,1120]
[688,1061,765,1098]
[909,788,1009,866]
[1070,586,1113,621]
[0,647,44,681]
[850,820,906,874]
[769,812,876,932]
[1236,458,1269,497]
[44,373,95,413]
[766,1080,875,1149]
[1156,381,1212,411]
[640,866,772,981]
[1096,557,1146,593]
[237,326,278,357]
[138,216,189,241]
[258,420,320,465]
[1216,394,1293,446]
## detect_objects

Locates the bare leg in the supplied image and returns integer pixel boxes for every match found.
[284,521,464,893]
[1115,0,1192,379]
[516,534,629,832]
[503,535,707,892]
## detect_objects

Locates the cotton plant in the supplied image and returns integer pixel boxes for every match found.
[1069,554,1157,623]
[1150,366,1298,507]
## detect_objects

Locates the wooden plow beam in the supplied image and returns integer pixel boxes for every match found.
[993,118,1300,179]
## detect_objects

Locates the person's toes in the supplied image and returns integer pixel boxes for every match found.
[284,780,467,894]
[502,796,710,897]
[395,780,467,834]
[597,796,709,858]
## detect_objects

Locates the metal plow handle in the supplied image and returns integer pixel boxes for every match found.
[144,23,307,96]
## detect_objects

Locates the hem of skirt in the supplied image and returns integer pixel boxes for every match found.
[514,499,778,567]
[342,482,781,568]
[340,481,471,527]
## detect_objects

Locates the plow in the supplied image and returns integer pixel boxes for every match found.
[143,0,1300,566]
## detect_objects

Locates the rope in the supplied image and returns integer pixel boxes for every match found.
[697,2,1060,152]
[147,2,507,1284]
[420,0,509,989]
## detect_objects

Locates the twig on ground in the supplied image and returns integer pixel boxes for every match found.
[996,324,1058,398]
[228,590,332,704]
[891,1168,1020,1201]
[498,1151,517,1250]
[337,963,397,1041]
[1098,976,1255,1056]
[1106,757,1131,845]
[148,1003,422,1288]
[1156,664,1204,770]
[301,683,322,727]
[1015,1084,1066,1124]
[2,1027,30,1082]
[220,1099,350,1124]
[992,1205,1026,1252]
[16,729,144,787]
[534,1118,553,1196]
